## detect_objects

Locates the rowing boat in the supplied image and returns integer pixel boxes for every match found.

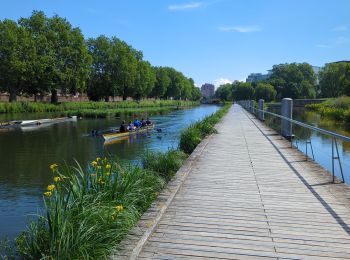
[103,124,155,142]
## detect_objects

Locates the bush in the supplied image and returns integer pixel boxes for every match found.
[179,125,202,154]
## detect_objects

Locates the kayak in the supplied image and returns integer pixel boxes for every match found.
[103,124,155,142]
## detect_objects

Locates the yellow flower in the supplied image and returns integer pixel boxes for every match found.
[47,184,55,191]
[98,178,105,184]
[96,157,101,162]
[50,163,58,172]
[111,214,117,220]
[106,172,111,176]
[44,191,52,197]
[53,176,61,183]
[106,164,111,170]
[115,205,124,212]
[91,161,98,167]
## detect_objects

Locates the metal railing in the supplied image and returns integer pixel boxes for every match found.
[237,100,350,183]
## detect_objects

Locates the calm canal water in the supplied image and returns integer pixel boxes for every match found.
[0,105,220,239]
[265,107,350,184]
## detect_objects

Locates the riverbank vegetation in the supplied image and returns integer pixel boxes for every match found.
[179,103,231,153]
[0,11,201,103]
[11,105,230,259]
[306,96,350,124]
[15,150,186,259]
[0,100,199,117]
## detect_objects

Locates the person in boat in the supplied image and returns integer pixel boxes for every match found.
[128,121,136,131]
[119,120,128,133]
[133,118,141,128]
[141,118,147,127]
[146,118,152,126]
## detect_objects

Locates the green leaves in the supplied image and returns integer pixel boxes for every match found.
[269,63,316,99]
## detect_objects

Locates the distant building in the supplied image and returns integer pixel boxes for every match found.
[246,72,270,83]
[201,83,215,99]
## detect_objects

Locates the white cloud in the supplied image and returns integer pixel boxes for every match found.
[168,2,202,10]
[219,26,262,33]
[316,44,331,48]
[214,78,232,88]
[336,36,350,45]
[332,25,348,32]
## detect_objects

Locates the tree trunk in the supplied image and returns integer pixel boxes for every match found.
[104,96,109,102]
[9,90,17,102]
[122,93,127,101]
[51,89,58,103]
[34,94,38,102]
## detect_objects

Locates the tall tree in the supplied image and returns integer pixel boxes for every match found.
[254,83,276,102]
[19,11,91,103]
[133,60,156,100]
[0,19,35,101]
[86,36,112,101]
[319,62,350,97]
[151,67,171,99]
[215,83,233,101]
[110,37,138,100]
[269,63,316,99]
[232,82,254,100]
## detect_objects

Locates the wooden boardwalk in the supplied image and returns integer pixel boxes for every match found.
[117,104,350,259]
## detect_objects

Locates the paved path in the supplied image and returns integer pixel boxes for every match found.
[135,104,350,259]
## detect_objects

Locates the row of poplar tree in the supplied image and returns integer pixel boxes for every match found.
[0,11,202,102]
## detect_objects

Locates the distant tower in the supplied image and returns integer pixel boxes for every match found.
[201,83,215,99]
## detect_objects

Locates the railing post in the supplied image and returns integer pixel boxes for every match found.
[258,99,264,121]
[281,98,293,140]
[250,100,254,113]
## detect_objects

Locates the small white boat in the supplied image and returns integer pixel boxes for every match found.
[0,116,77,129]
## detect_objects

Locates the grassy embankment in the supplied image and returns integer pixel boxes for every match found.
[10,104,231,259]
[179,103,231,153]
[306,96,350,124]
[0,100,199,118]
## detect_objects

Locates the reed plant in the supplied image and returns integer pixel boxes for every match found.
[15,150,187,259]
[142,150,187,181]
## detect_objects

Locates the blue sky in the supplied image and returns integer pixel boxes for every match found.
[1,0,349,88]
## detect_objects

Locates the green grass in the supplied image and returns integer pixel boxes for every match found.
[59,107,174,119]
[14,150,187,259]
[306,96,350,123]
[179,103,231,154]
[0,100,199,114]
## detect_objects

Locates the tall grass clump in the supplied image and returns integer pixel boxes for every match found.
[142,150,187,181]
[179,103,231,154]
[16,160,163,259]
[15,150,187,259]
